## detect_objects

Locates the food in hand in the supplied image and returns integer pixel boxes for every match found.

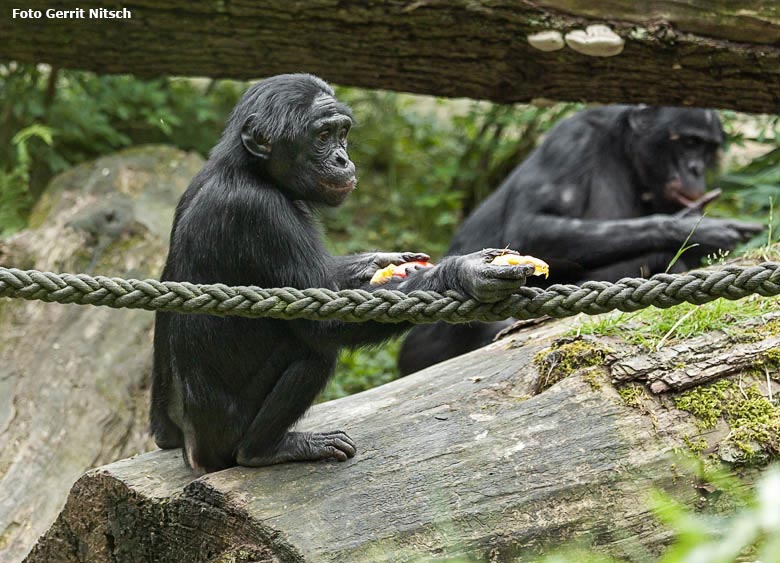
[491,254,550,279]
[370,261,434,285]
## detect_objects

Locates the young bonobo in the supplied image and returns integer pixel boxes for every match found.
[151,74,533,473]
[398,105,765,375]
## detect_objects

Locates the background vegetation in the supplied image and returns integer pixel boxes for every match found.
[0,63,778,400]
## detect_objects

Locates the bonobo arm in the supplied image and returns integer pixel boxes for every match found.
[518,214,762,272]
[290,249,534,350]
[580,251,689,283]
[330,252,430,289]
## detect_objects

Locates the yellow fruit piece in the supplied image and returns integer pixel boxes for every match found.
[491,254,550,279]
[370,265,397,285]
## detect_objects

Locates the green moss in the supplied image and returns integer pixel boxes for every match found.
[618,384,645,408]
[751,347,780,376]
[735,318,780,343]
[533,337,612,393]
[674,379,780,463]
[581,367,605,391]
[674,380,731,429]
[682,434,709,455]
[723,385,780,460]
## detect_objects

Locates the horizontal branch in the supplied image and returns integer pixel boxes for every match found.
[1,1,779,112]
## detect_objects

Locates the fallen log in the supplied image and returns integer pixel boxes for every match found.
[26,307,780,562]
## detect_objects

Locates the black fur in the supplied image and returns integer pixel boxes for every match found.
[398,105,763,375]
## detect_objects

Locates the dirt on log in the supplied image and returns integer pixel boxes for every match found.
[25,307,780,562]
[0,146,203,562]
[1,1,779,113]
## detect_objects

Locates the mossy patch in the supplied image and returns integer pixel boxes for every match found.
[682,435,709,455]
[752,347,780,375]
[674,379,780,464]
[533,337,612,393]
[581,367,606,391]
[617,384,646,408]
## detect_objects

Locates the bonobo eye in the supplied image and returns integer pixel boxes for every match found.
[680,136,700,148]
[339,128,349,144]
[318,130,331,142]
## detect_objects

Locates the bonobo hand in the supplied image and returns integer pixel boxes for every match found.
[452,249,534,303]
[359,251,431,280]
[671,216,764,254]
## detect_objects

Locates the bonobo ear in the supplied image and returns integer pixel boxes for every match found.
[627,105,658,134]
[241,114,272,159]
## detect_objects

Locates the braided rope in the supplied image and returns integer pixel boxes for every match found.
[1,263,779,323]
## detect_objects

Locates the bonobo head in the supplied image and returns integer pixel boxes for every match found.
[213,73,356,207]
[625,106,723,213]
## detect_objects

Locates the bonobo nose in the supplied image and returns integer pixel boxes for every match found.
[688,162,704,177]
[334,149,350,168]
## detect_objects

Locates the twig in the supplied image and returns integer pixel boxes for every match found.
[738,374,748,400]
[656,308,696,351]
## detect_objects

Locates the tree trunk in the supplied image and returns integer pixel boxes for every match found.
[25,309,780,562]
[1,1,779,113]
[0,146,203,562]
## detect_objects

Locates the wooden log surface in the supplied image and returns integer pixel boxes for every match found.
[25,312,780,562]
[0,1,779,113]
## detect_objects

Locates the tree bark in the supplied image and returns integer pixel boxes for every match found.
[0,146,203,562]
[25,311,780,562]
[1,1,779,113]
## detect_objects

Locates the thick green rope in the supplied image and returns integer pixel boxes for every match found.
[0,263,779,324]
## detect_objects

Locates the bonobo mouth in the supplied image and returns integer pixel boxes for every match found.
[323,176,357,194]
[663,178,704,208]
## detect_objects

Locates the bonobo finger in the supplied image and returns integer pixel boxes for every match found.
[402,264,429,275]
[331,437,357,457]
[480,248,520,260]
[398,252,430,263]
[326,446,349,462]
[482,264,534,280]
[323,430,356,448]
[734,222,765,235]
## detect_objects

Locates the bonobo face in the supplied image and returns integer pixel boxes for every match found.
[259,93,356,207]
[628,107,723,213]
[303,93,357,206]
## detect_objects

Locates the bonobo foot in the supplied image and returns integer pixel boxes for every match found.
[236,430,357,467]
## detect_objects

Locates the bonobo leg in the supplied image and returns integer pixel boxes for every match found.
[150,319,184,449]
[235,353,356,467]
[398,320,514,375]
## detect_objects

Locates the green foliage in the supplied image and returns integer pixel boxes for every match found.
[651,466,780,563]
[0,124,53,235]
[0,63,246,232]
[320,340,402,402]
[716,111,780,251]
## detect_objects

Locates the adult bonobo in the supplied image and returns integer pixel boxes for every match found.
[398,105,763,375]
[151,74,534,473]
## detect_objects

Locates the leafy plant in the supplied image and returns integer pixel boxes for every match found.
[0,124,53,235]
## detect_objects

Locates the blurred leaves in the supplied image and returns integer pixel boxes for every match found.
[0,63,247,205]
[0,124,53,235]
[651,466,780,563]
